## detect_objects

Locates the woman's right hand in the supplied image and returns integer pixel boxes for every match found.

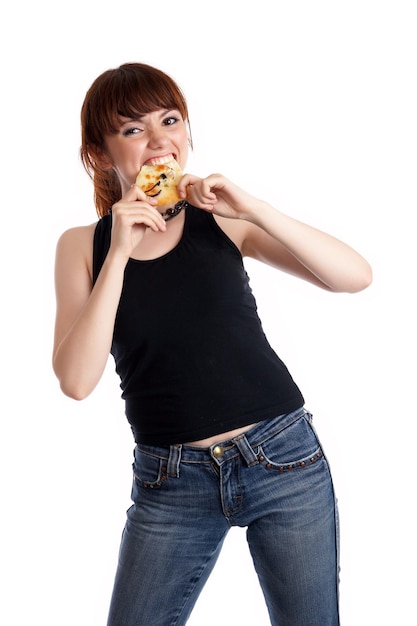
[109,185,167,261]
[53,185,166,400]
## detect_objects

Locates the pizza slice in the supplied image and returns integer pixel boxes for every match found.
[136,156,183,207]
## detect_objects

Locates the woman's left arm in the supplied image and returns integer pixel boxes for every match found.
[241,202,373,293]
[180,173,373,293]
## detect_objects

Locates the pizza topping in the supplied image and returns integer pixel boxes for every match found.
[136,157,183,208]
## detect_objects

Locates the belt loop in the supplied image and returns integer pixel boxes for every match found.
[233,434,258,467]
[167,444,182,477]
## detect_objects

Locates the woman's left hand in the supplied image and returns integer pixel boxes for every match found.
[178,173,256,221]
[179,172,372,293]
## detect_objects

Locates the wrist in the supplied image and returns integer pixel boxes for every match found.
[105,247,131,271]
[245,200,278,226]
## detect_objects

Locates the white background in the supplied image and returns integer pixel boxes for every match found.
[1,1,416,624]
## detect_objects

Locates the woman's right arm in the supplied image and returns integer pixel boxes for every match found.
[52,224,128,400]
[52,187,166,400]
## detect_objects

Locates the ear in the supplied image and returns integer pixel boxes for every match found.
[186,121,193,150]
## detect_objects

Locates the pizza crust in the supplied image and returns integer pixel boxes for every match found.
[136,157,183,207]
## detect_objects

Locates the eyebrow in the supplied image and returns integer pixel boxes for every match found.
[119,109,177,123]
[117,114,144,123]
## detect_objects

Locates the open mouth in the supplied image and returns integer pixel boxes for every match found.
[145,154,176,166]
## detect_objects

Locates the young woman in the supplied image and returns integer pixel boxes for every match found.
[53,62,372,626]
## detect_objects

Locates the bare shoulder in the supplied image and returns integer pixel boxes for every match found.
[56,222,97,252]
[53,222,99,357]
[213,215,252,252]
[213,214,272,260]
[55,222,97,275]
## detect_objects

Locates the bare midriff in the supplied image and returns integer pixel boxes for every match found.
[185,423,258,448]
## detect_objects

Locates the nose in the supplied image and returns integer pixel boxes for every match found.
[147,126,170,148]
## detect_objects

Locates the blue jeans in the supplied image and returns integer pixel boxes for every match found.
[107,407,340,626]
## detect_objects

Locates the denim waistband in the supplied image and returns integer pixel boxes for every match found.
[136,406,307,474]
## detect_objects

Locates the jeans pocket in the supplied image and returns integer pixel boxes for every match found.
[132,447,167,490]
[257,414,323,472]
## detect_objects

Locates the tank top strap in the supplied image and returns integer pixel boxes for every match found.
[93,213,112,284]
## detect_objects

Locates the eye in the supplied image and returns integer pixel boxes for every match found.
[163,115,180,126]
[122,126,142,137]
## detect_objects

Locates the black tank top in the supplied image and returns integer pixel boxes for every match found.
[93,205,304,444]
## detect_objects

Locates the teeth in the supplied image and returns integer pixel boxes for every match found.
[146,155,175,166]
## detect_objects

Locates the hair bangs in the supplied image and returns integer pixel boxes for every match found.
[80,62,190,217]
[97,64,189,135]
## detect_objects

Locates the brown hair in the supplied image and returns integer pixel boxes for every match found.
[80,63,191,218]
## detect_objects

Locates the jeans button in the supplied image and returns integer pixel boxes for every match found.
[212,445,224,458]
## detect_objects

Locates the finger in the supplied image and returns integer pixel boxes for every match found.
[128,183,159,205]
[136,213,167,232]
[130,212,167,233]
[177,173,201,197]
[113,201,167,232]
[113,198,163,221]
[188,184,217,206]
[136,206,167,231]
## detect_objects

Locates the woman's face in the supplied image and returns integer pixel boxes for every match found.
[104,108,189,195]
